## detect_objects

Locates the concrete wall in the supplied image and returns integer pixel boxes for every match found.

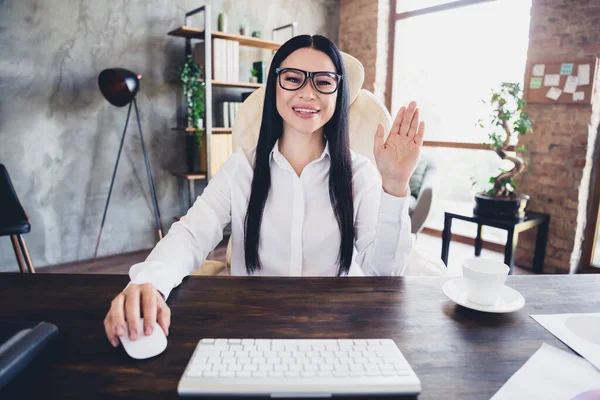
[0,0,340,272]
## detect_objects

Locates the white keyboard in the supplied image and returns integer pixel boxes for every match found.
[177,338,421,397]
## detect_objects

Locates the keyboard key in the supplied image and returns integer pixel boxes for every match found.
[305,364,318,371]
[334,364,349,371]
[290,364,303,371]
[228,339,241,344]
[213,364,228,372]
[285,371,301,377]
[301,371,316,377]
[189,364,212,372]
[319,364,334,371]
[219,371,235,377]
[228,364,242,372]
[221,351,235,358]
[238,357,251,364]
[241,339,254,345]
[243,364,258,371]
[229,345,243,352]
[235,371,251,377]
[204,371,219,377]
[252,371,268,377]
[269,371,284,377]
[215,339,228,345]
[318,371,333,377]
[267,358,281,364]
[333,371,349,377]
[349,364,364,371]
[200,338,215,344]
[274,364,288,371]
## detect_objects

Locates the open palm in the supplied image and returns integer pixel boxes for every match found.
[374,101,425,196]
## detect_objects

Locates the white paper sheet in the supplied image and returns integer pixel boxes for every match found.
[491,343,600,400]
[533,64,545,76]
[544,74,560,86]
[531,313,600,371]
[546,87,562,101]
[574,92,585,101]
[578,64,591,86]
[564,75,579,94]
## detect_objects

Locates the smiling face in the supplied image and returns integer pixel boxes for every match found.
[275,47,339,137]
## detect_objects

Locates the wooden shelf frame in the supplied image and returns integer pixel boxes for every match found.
[168,27,282,51]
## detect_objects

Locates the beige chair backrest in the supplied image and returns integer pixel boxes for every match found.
[231,52,393,162]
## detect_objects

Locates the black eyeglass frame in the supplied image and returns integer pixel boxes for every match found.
[275,67,343,95]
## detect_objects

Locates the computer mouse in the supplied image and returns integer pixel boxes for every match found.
[118,318,167,359]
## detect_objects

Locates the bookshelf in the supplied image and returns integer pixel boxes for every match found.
[169,4,296,215]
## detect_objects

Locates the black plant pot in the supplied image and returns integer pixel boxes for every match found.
[473,192,530,220]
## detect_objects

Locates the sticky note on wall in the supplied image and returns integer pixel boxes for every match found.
[563,75,579,94]
[530,77,543,89]
[577,64,591,86]
[533,64,545,76]
[560,63,574,75]
[544,74,560,86]
[546,87,562,101]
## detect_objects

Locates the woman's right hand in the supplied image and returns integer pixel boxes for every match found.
[103,283,171,347]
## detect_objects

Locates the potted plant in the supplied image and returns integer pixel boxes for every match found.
[249,68,258,83]
[473,82,533,219]
[180,55,205,171]
[239,21,248,36]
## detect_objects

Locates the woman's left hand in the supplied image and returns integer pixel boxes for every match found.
[373,101,425,197]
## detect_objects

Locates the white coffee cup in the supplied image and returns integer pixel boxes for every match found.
[462,258,509,306]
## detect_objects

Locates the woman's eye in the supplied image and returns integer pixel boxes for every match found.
[317,80,332,86]
[285,77,300,84]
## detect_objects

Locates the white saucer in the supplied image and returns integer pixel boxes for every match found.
[442,278,525,313]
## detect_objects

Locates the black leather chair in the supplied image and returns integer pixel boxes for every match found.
[0,164,35,273]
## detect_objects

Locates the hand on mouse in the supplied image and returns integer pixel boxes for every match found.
[103,283,171,348]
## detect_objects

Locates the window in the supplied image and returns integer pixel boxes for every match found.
[389,0,532,242]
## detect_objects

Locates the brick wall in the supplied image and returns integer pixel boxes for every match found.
[515,0,600,273]
[338,0,390,103]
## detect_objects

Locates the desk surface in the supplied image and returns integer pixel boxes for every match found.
[0,273,599,399]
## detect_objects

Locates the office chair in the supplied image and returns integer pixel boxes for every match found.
[0,164,35,273]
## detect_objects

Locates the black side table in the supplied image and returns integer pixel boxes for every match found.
[441,211,550,274]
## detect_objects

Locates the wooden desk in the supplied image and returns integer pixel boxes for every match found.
[1,274,598,399]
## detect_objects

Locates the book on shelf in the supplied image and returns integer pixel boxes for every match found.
[194,38,239,82]
[219,101,243,128]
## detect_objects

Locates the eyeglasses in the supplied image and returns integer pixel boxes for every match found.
[275,67,342,95]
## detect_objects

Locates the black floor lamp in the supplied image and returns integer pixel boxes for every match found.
[94,68,163,262]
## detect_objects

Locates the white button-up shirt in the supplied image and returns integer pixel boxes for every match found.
[129,140,413,299]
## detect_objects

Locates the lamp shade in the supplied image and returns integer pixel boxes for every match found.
[98,68,140,107]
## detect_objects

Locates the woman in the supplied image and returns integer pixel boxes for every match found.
[104,35,425,347]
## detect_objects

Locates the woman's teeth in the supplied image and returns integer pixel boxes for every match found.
[294,108,319,114]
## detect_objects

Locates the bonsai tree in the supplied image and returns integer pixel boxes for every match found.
[477,82,533,198]
[180,55,205,147]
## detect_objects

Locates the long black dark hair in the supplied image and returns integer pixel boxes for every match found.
[244,35,354,276]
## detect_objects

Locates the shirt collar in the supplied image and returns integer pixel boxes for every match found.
[269,139,330,165]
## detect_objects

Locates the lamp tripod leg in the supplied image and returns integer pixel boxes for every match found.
[93,102,133,263]
[133,98,164,240]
